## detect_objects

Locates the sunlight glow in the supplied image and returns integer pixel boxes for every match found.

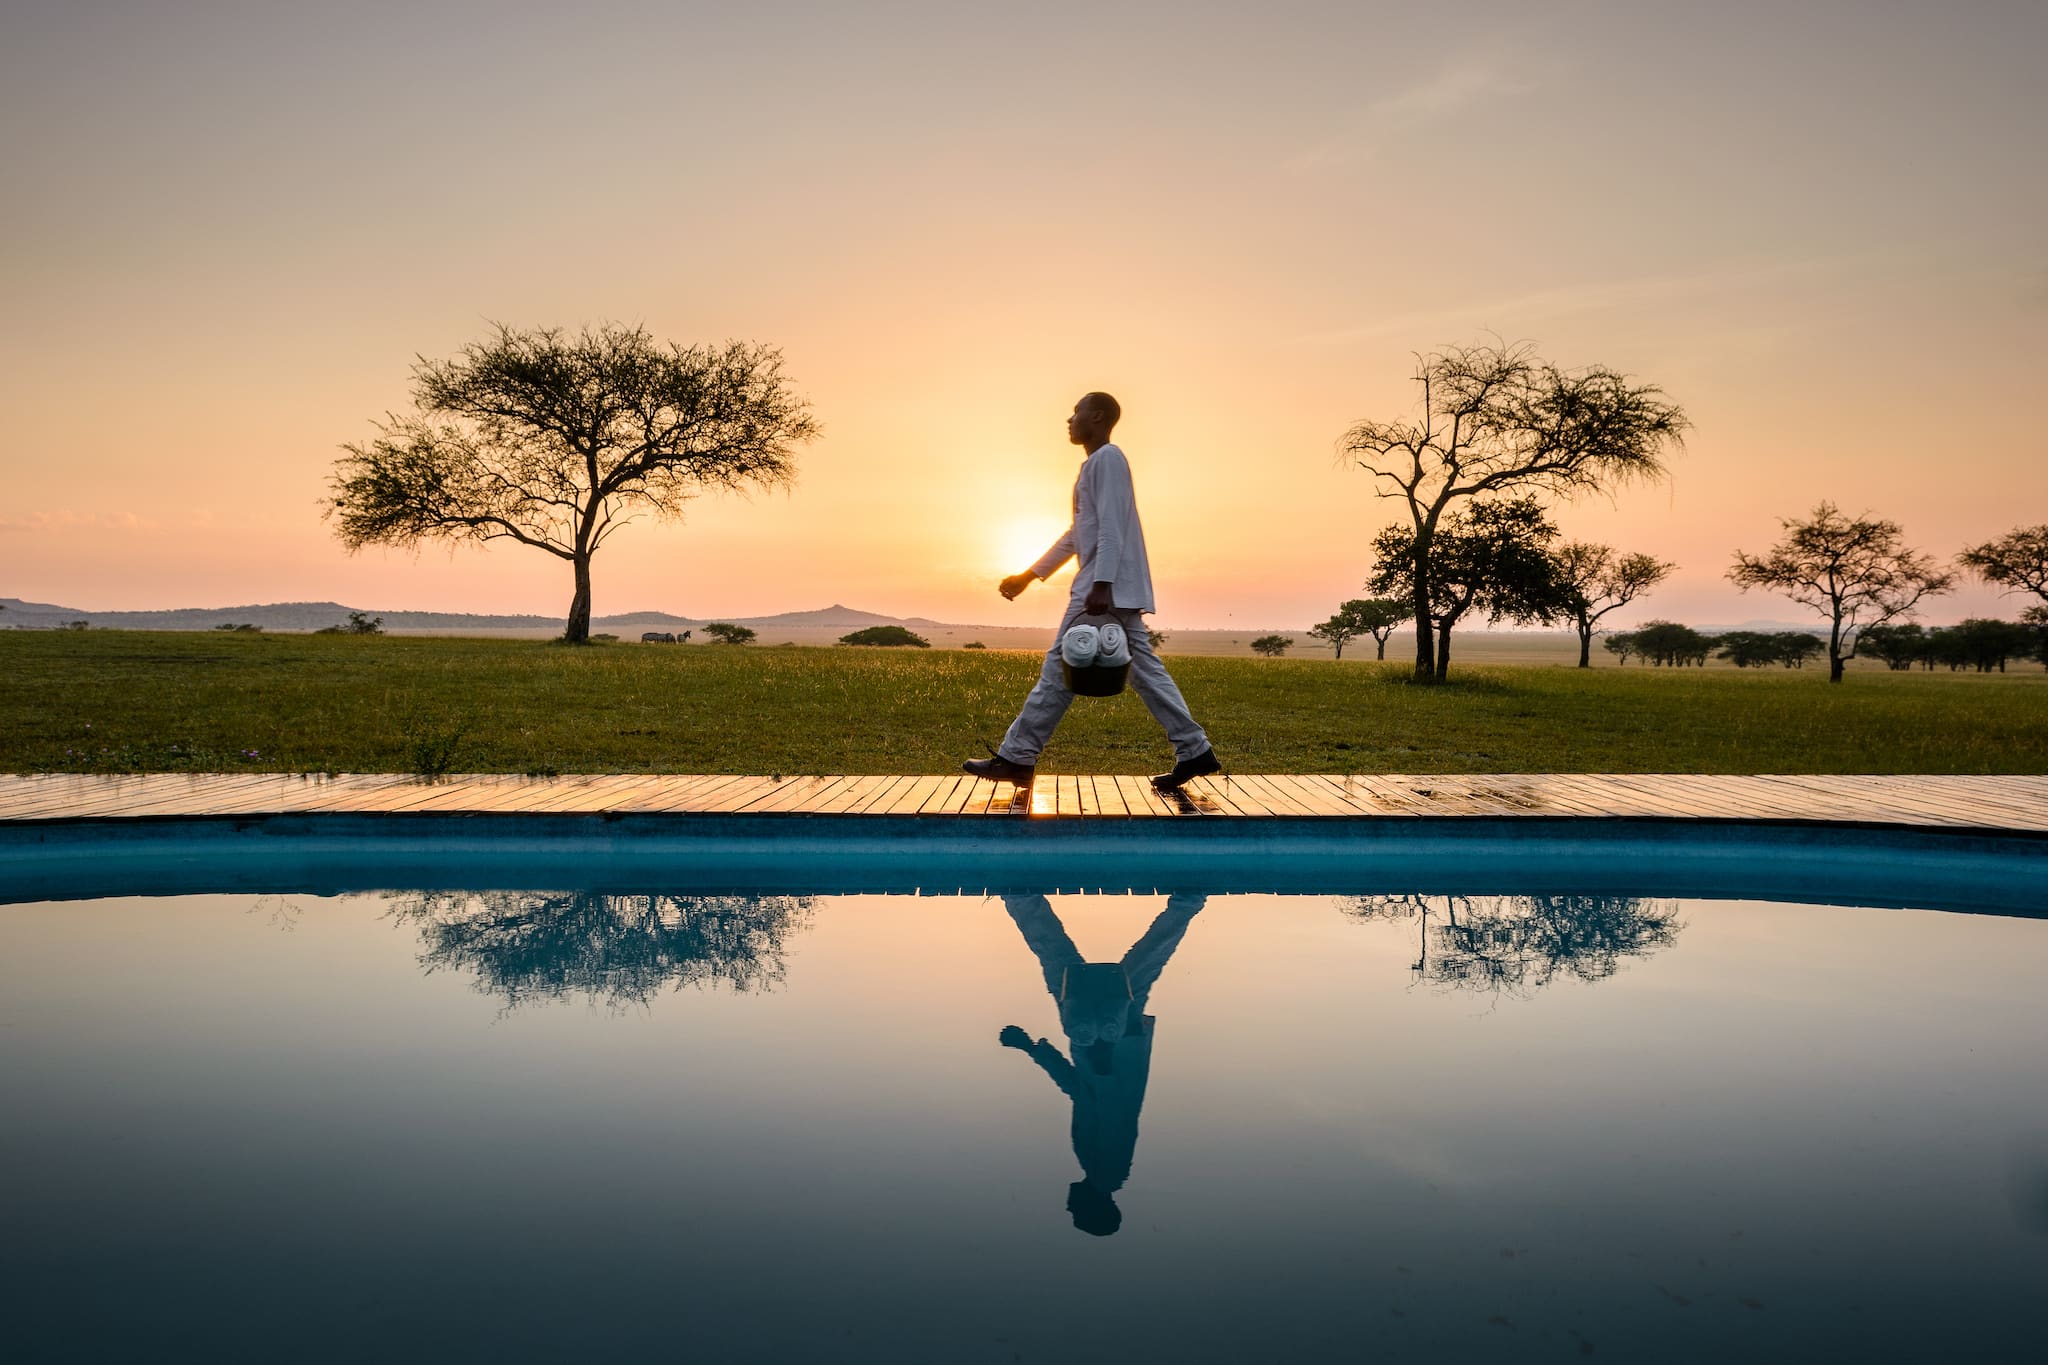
[999,517,1070,577]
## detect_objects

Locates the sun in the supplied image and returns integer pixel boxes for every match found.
[998,516,1068,576]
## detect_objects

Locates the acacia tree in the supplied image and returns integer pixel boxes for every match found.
[1251,634,1294,657]
[1552,542,1674,667]
[1960,525,2048,611]
[1340,341,1687,682]
[1368,497,1570,679]
[1728,503,1954,683]
[1308,597,1412,660]
[388,890,814,1009]
[1339,894,1681,997]
[328,324,819,644]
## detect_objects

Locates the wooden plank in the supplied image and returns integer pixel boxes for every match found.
[680,776,784,813]
[41,773,274,819]
[1075,776,1106,817]
[1864,775,2048,824]
[1301,775,1410,817]
[806,775,885,814]
[1112,774,1172,816]
[1090,775,1130,817]
[739,775,844,814]
[880,775,947,815]
[916,775,968,814]
[849,775,917,814]
[1231,773,1318,817]
[1047,775,1079,817]
[626,774,753,812]
[1173,775,1245,815]
[6,772,2047,832]
[1271,775,1369,817]
[1766,774,2033,828]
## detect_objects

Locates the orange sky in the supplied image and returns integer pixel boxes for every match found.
[3,2,2043,629]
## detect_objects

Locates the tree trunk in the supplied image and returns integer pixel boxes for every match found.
[1333,639,1344,661]
[1576,614,1593,668]
[1436,624,1452,679]
[1375,635,1387,661]
[1411,601,1434,681]
[1827,610,1844,684]
[565,554,593,644]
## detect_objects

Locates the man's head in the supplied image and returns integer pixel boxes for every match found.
[1066,391,1121,448]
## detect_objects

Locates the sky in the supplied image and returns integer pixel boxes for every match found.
[2,0,2043,630]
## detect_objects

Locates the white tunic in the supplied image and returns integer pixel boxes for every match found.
[1029,443,1156,613]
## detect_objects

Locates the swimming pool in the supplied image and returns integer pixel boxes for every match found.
[2,822,2043,1361]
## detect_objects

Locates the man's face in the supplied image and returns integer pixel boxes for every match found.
[1067,398,1102,446]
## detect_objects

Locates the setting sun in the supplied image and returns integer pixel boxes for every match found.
[999,516,1072,578]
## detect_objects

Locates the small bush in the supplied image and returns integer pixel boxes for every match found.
[839,625,930,648]
[963,641,987,649]
[399,708,469,781]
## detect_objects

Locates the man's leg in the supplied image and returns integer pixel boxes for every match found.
[1118,609,1210,762]
[994,597,1087,766]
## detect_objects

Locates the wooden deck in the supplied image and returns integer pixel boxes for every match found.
[2,773,2046,832]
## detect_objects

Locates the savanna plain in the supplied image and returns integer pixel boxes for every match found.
[5,631,2044,777]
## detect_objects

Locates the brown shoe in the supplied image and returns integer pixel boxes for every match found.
[963,754,1036,785]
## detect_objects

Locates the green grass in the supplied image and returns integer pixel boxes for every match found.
[3,631,2045,775]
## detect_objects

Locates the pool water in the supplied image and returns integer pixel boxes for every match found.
[3,880,2044,1361]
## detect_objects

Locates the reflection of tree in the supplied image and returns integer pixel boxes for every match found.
[1340,894,1680,995]
[387,891,814,1008]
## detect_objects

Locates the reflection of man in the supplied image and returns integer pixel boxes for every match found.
[997,893,1207,1237]
[961,392,1221,792]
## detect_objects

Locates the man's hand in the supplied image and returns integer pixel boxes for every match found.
[1000,571,1036,601]
[1083,581,1113,615]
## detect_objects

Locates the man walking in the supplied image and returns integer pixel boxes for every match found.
[963,392,1221,791]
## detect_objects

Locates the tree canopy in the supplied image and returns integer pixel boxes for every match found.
[1308,597,1411,661]
[838,625,930,647]
[703,622,757,645]
[1553,542,1674,667]
[1251,634,1294,657]
[327,323,818,643]
[1728,503,1953,682]
[1341,341,1687,681]
[1368,497,1570,678]
[1960,525,2048,607]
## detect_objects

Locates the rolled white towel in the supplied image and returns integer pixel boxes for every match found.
[1061,624,1101,666]
[1095,622,1131,665]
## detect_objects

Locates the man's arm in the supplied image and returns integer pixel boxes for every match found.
[1000,1025,1080,1099]
[1002,528,1076,600]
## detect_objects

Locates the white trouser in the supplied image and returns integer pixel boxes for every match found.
[997,599,1209,766]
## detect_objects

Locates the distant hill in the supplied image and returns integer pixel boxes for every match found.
[1,597,994,634]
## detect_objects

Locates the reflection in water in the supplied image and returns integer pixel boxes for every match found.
[387,891,814,1008]
[997,894,1208,1237]
[1341,893,1681,995]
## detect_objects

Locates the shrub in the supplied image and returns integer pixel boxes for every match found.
[838,625,930,648]
[704,623,757,645]
[318,611,384,635]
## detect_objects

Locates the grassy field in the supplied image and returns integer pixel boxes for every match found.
[3,631,2044,776]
